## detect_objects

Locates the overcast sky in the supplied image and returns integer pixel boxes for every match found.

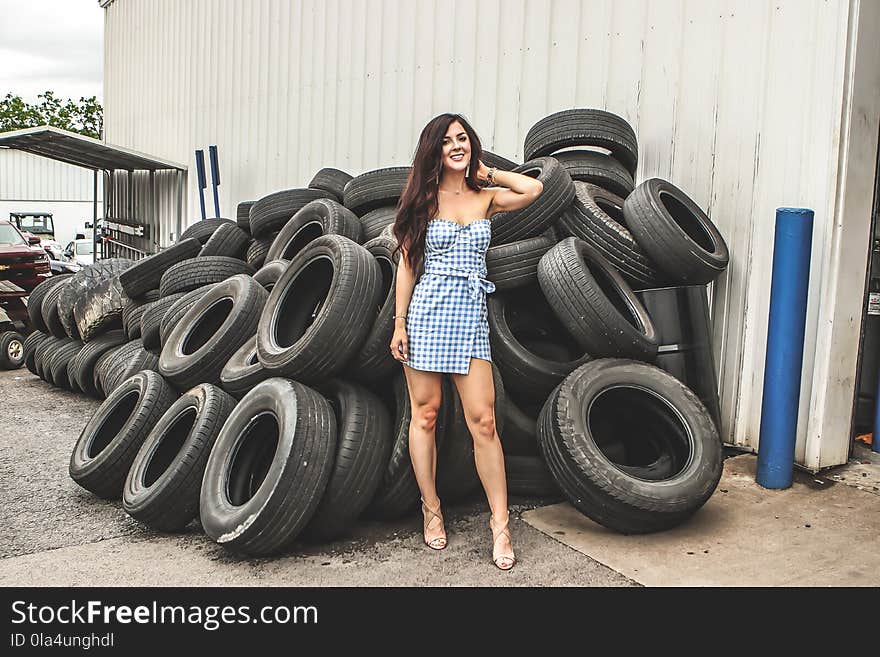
[0,0,103,103]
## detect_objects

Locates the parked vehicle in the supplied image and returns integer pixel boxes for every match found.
[9,212,55,246]
[0,220,51,293]
[44,242,83,274]
[63,239,95,267]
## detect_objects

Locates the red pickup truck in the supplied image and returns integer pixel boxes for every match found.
[0,220,51,293]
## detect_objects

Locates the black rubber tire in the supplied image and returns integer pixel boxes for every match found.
[123,383,238,532]
[23,331,49,375]
[41,281,71,338]
[256,234,382,383]
[342,167,411,216]
[236,201,255,232]
[0,331,26,369]
[245,236,274,269]
[69,329,128,397]
[178,218,235,245]
[253,259,289,291]
[199,377,337,556]
[66,356,83,394]
[199,222,251,259]
[486,235,554,291]
[97,339,149,397]
[500,391,540,456]
[488,283,592,403]
[544,221,562,243]
[103,344,161,397]
[160,274,268,390]
[34,335,60,381]
[537,359,723,534]
[92,345,124,398]
[302,378,393,542]
[27,274,73,333]
[159,285,218,348]
[140,293,185,351]
[537,237,658,361]
[506,455,560,497]
[436,363,507,503]
[122,290,161,339]
[46,339,84,389]
[559,182,665,289]
[159,256,254,297]
[42,337,75,385]
[219,336,272,399]
[308,167,353,201]
[365,371,449,519]
[266,198,363,262]
[69,370,177,499]
[524,108,639,176]
[249,188,336,238]
[57,259,133,339]
[119,239,202,298]
[379,223,397,242]
[623,178,730,285]
[347,236,400,384]
[552,149,635,198]
[481,150,519,171]
[72,275,128,342]
[489,157,575,245]
[360,206,398,242]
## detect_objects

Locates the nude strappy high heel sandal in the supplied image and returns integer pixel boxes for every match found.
[490,513,516,571]
[421,497,448,550]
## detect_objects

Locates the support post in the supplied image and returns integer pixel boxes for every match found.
[92,169,99,261]
[756,208,815,489]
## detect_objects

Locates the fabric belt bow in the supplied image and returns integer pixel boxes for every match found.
[424,264,496,300]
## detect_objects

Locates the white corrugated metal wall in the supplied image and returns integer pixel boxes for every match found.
[0,149,102,245]
[102,0,880,469]
[0,150,95,201]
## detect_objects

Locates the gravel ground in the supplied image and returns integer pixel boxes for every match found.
[0,367,635,587]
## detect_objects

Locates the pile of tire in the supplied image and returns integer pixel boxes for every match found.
[24,106,728,556]
[486,108,728,534]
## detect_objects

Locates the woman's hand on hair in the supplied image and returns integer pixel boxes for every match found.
[475,159,491,183]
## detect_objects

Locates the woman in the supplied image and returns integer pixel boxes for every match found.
[389,113,543,570]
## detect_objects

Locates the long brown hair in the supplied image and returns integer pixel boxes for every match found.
[392,113,484,278]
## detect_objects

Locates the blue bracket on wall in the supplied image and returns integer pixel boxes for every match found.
[209,145,221,219]
[195,149,207,221]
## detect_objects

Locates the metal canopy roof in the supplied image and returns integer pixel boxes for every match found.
[0,125,186,171]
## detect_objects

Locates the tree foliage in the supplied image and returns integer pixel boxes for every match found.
[0,91,103,139]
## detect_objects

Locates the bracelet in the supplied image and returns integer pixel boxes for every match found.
[487,167,497,185]
[393,314,407,320]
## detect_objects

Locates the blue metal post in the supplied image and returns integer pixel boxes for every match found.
[756,208,814,489]
[195,149,207,221]
[209,145,221,218]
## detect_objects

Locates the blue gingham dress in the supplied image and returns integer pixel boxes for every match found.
[403,218,496,374]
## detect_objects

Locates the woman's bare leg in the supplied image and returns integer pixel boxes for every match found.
[402,365,446,546]
[451,358,514,566]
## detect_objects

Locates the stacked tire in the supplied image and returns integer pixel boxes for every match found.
[48,105,730,557]
[480,108,729,531]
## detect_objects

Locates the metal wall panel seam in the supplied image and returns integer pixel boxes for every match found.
[734,0,776,450]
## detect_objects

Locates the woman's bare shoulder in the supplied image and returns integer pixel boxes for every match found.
[482,186,502,216]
